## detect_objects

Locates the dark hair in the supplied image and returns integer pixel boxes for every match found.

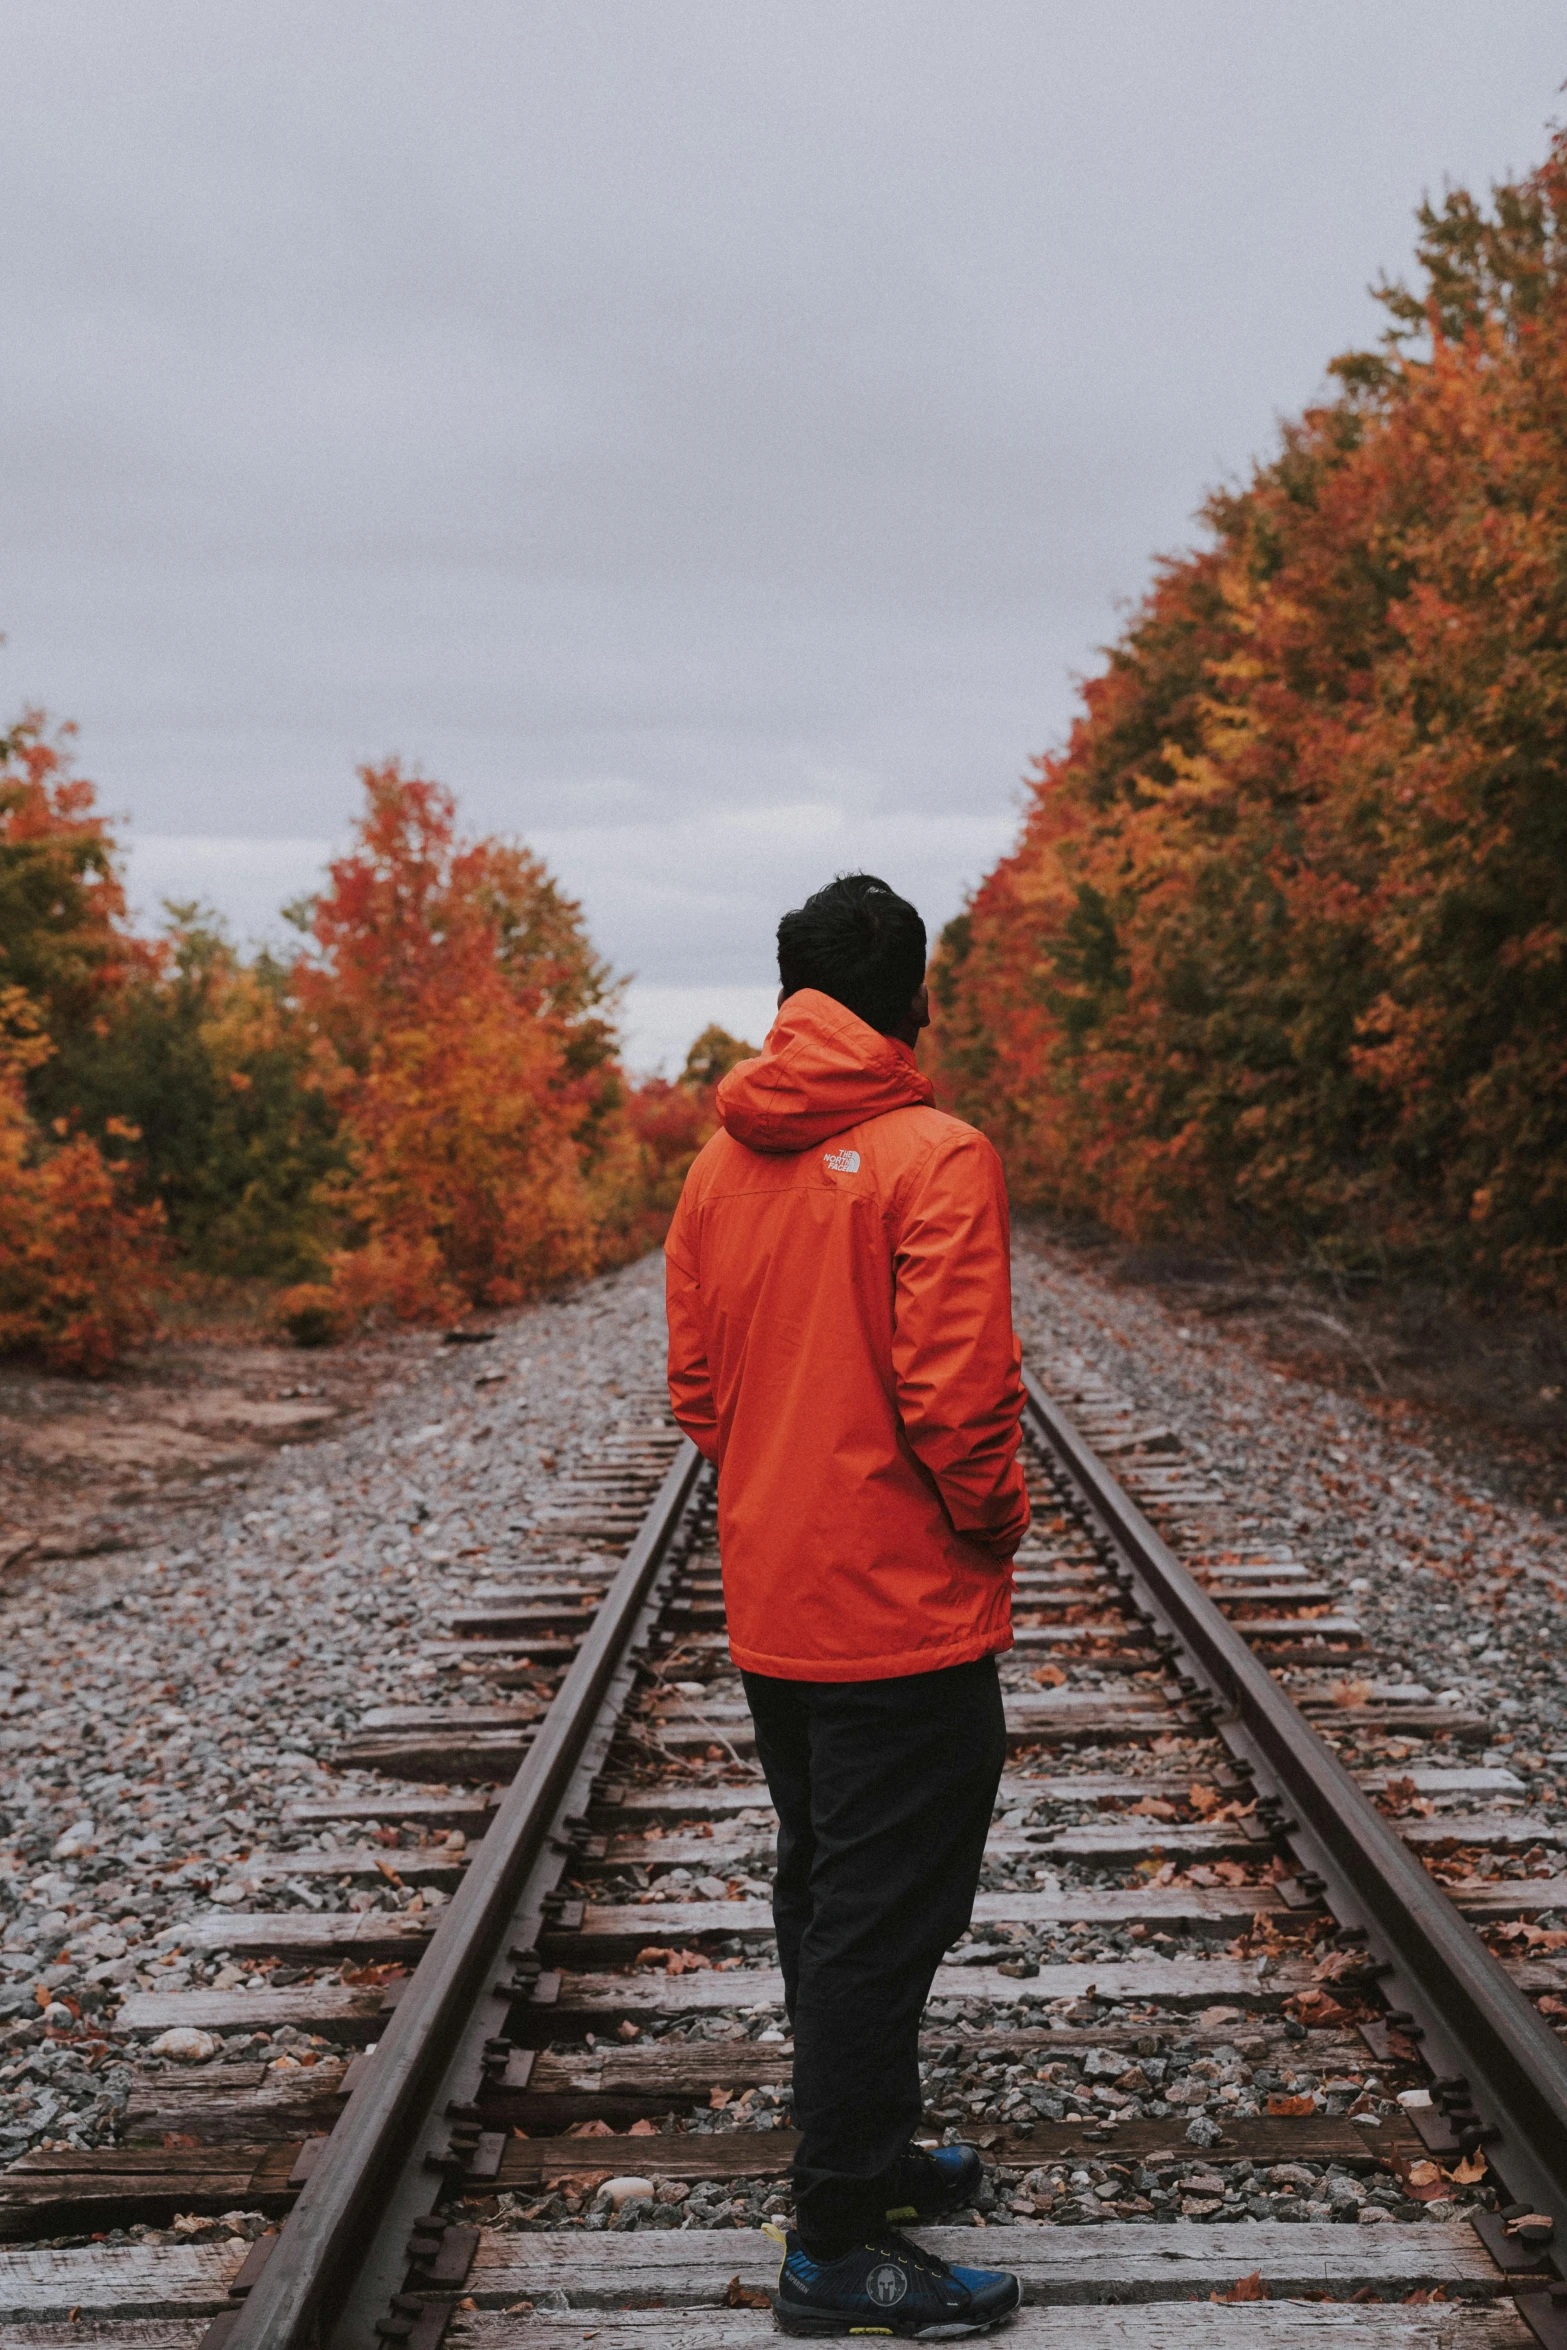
[776,872,927,1034]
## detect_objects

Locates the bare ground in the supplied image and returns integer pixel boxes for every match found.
[0,1312,424,1578]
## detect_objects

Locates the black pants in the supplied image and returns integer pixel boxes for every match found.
[741,1656,1005,2247]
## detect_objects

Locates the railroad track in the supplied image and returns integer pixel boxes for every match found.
[4,1353,1567,2349]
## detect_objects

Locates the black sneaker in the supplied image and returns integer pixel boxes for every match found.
[769,2224,1022,2338]
[885,2141,985,2224]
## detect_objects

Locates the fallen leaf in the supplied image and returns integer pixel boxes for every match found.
[1329,1679,1373,1709]
[709,2086,731,2109]
[1211,2272,1268,2303]
[725,2276,772,2309]
[634,1945,714,1975]
[1032,1663,1067,1687]
[565,2120,614,2138]
[628,2118,658,2136]
[1266,2093,1316,2117]
[1447,2150,1488,2185]
[1285,1989,1351,2028]
[1131,1796,1177,1819]
[1188,1782,1221,1815]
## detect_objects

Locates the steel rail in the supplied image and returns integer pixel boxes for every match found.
[225,1434,704,2350]
[1024,1368,1567,2269]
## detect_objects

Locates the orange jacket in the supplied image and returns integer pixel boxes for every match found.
[664,988,1029,1682]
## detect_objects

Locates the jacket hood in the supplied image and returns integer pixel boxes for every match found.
[715,988,934,1154]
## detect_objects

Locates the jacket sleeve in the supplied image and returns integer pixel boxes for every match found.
[890,1128,1030,1560]
[664,1189,721,1464]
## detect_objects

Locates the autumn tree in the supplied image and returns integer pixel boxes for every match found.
[294,761,628,1320]
[0,987,164,1372]
[930,128,1567,1299]
[609,1024,761,1256]
[0,721,168,1366]
[0,712,152,1063]
[55,908,347,1281]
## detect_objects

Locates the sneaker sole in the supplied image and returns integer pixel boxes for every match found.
[772,2290,1022,2339]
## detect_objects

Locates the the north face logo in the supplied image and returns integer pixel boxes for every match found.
[867,2263,909,2306]
[823,1148,861,1175]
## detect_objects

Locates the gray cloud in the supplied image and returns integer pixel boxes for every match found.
[3,0,1563,1039]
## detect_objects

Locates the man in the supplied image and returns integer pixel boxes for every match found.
[665,873,1030,2338]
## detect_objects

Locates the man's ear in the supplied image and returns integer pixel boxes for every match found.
[910,983,931,1032]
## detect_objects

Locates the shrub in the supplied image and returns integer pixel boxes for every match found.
[272,1282,350,1348]
[44,908,345,1281]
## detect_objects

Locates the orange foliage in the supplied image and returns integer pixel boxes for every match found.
[0,722,747,1362]
[0,989,164,1374]
[295,762,625,1322]
[615,1028,759,1254]
[930,131,1567,1300]
[616,1079,713,1256]
[0,712,150,1032]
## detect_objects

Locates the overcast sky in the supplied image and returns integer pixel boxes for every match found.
[3,5,1563,1067]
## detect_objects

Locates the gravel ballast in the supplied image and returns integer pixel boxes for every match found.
[1011,1232,1567,1769]
[0,1255,669,2162]
[3,1227,1564,2249]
